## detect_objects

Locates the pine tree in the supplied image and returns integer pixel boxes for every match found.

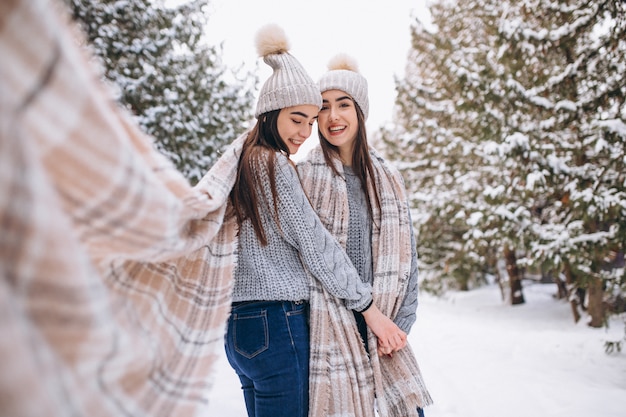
[496,0,626,326]
[66,0,254,184]
[388,0,625,323]
[384,0,524,300]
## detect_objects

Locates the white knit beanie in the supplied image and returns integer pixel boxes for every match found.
[254,24,322,118]
[318,54,369,121]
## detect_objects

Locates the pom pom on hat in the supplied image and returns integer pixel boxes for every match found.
[254,24,322,118]
[319,53,369,121]
[255,24,290,57]
[327,53,360,72]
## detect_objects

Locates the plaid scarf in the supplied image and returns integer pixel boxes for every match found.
[298,146,433,417]
[1,0,242,415]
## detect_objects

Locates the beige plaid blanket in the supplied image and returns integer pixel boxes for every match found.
[0,0,243,415]
[298,146,433,417]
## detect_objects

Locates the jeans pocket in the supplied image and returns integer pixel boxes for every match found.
[285,302,306,317]
[233,309,269,359]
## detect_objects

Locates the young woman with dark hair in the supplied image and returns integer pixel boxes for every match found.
[297,54,433,417]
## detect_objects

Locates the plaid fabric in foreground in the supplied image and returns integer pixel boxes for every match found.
[0,0,241,416]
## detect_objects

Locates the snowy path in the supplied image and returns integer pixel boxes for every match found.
[207,283,626,416]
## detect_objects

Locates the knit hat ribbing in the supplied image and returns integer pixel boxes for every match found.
[254,24,322,118]
[318,54,369,121]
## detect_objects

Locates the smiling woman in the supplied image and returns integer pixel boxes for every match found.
[276,107,319,154]
[296,53,432,416]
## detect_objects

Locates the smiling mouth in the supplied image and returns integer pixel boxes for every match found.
[329,126,345,133]
[289,138,304,146]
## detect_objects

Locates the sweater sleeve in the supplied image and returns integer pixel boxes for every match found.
[394,205,419,333]
[264,154,372,311]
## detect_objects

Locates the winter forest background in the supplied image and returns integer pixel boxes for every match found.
[65,0,625,352]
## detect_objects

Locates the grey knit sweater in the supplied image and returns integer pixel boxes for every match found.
[344,166,419,333]
[231,152,373,312]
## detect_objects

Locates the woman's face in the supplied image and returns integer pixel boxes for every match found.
[318,89,359,163]
[277,104,319,154]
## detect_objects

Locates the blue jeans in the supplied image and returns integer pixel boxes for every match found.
[224,300,309,417]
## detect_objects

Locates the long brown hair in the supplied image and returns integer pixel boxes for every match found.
[230,110,289,245]
[318,100,381,217]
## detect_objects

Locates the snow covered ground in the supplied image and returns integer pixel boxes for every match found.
[206,282,626,417]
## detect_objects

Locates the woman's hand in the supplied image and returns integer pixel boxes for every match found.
[361,303,407,356]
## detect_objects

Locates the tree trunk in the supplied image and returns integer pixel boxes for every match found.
[495,258,506,302]
[554,272,568,299]
[503,245,525,305]
[587,275,606,328]
[563,262,582,323]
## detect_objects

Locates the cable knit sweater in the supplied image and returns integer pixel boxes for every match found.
[231,152,373,312]
[344,165,419,333]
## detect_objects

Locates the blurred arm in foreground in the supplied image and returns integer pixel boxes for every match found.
[0,0,241,415]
